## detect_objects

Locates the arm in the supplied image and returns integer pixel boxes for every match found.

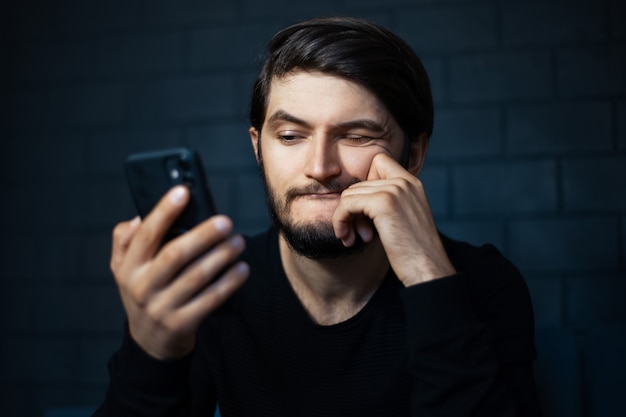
[333,153,540,416]
[402,267,540,416]
[94,186,248,416]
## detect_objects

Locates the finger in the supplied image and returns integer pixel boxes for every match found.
[135,215,234,298]
[175,261,249,327]
[367,152,413,181]
[125,186,190,265]
[110,216,142,273]
[157,233,246,309]
[354,216,374,243]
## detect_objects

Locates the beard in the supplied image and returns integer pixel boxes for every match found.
[257,148,368,260]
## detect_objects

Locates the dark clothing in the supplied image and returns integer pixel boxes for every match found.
[95,227,541,416]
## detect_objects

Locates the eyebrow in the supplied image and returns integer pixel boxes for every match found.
[266,109,388,134]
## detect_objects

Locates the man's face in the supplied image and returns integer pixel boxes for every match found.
[250,71,406,259]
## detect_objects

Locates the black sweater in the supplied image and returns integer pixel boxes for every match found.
[95,227,541,417]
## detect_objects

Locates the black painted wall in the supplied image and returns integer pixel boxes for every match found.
[2,1,625,416]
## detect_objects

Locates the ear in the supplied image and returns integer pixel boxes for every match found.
[249,127,260,163]
[407,132,429,176]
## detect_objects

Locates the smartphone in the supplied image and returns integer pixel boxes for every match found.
[125,148,217,244]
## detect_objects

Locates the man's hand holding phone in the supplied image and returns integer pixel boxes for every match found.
[111,186,249,360]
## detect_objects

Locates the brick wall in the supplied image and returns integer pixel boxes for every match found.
[2,1,624,416]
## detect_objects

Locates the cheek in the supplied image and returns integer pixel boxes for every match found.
[338,146,391,178]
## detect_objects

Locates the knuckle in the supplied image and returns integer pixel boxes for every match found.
[134,225,158,247]
[130,283,150,307]
[112,221,129,240]
[146,303,165,325]
[188,267,211,289]
[159,244,184,265]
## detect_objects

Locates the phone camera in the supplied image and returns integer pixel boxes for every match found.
[170,168,181,180]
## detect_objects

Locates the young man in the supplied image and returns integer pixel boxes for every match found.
[96,17,540,416]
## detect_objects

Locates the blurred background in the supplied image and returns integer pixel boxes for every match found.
[1,0,625,416]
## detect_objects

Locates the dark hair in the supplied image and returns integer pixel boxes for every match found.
[249,17,434,141]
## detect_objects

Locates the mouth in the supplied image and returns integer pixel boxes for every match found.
[304,192,341,198]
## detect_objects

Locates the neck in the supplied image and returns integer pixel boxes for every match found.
[279,234,390,325]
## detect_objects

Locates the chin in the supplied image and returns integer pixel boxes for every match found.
[280,220,367,260]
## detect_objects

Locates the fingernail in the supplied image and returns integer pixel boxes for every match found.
[214,217,231,233]
[170,186,187,205]
[237,262,249,274]
[231,235,245,249]
[129,216,141,228]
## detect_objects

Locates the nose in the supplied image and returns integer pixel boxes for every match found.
[304,137,341,182]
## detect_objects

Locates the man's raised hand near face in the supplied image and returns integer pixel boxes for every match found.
[110,186,249,360]
[332,152,456,286]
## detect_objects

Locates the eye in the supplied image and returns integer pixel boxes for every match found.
[277,131,304,143]
[343,134,375,144]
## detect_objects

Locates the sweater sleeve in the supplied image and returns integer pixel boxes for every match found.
[92,326,215,417]
[401,257,541,416]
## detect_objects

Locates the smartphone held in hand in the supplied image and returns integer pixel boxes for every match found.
[125,148,217,244]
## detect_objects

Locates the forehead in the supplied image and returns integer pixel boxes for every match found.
[264,71,393,127]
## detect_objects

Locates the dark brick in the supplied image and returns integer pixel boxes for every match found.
[421,57,445,104]
[0,388,29,417]
[557,46,626,96]
[2,133,87,181]
[534,327,583,417]
[616,101,626,151]
[188,123,257,171]
[130,76,236,125]
[205,175,234,219]
[344,0,432,7]
[610,0,626,39]
[563,156,626,211]
[449,51,552,102]
[236,174,270,225]
[46,83,127,128]
[83,181,136,228]
[509,217,620,272]
[243,0,340,19]
[583,322,626,417]
[0,285,33,332]
[429,107,501,159]
[3,89,47,131]
[5,0,55,39]
[2,183,105,231]
[36,234,82,282]
[502,1,605,45]
[81,232,115,283]
[10,39,93,82]
[436,220,505,250]
[420,164,448,218]
[3,337,76,384]
[0,234,39,284]
[88,129,181,177]
[506,101,612,154]
[525,277,562,327]
[78,337,120,384]
[453,159,557,215]
[235,70,260,118]
[33,285,124,332]
[141,0,235,26]
[396,5,496,52]
[97,33,183,75]
[622,216,626,267]
[49,0,141,34]
[567,276,626,328]
[33,388,103,417]
[191,23,281,70]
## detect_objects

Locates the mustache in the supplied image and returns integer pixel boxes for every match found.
[285,178,361,205]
